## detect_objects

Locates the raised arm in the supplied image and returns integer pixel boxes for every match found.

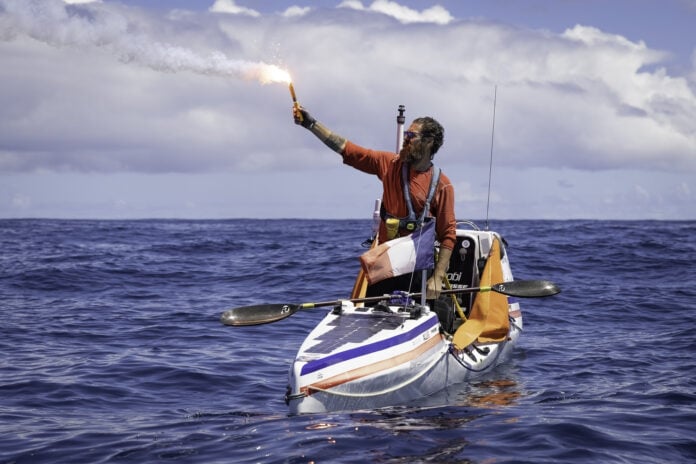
[293,106,347,154]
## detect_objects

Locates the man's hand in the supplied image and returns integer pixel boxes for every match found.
[293,105,316,129]
[426,247,453,299]
[426,273,444,299]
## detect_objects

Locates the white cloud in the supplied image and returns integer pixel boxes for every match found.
[0,0,695,180]
[10,193,32,209]
[338,0,453,24]
[1,0,693,219]
[282,6,312,17]
[633,184,651,200]
[209,0,260,17]
[563,24,647,50]
[678,181,691,195]
[680,0,696,11]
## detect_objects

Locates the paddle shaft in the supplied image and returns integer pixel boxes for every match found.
[220,280,559,326]
[300,286,497,309]
[301,279,562,309]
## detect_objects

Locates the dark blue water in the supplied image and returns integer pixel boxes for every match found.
[2,219,695,463]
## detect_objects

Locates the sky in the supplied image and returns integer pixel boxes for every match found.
[1,0,695,220]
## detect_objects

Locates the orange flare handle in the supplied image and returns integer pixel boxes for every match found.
[289,82,303,123]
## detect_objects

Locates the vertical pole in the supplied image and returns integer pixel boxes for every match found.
[396,104,405,152]
[371,198,381,240]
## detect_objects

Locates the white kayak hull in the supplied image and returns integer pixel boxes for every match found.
[286,227,522,414]
[286,301,522,414]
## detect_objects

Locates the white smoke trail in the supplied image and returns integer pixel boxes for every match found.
[0,0,291,83]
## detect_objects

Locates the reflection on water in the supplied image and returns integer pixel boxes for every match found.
[352,406,481,432]
[305,422,337,431]
[322,376,525,463]
[465,378,522,409]
[346,374,522,432]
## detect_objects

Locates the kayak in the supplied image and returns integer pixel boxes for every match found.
[284,224,524,414]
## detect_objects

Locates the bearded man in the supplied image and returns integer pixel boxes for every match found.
[293,106,456,300]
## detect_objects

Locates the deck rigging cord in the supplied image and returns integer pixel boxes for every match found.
[448,344,495,373]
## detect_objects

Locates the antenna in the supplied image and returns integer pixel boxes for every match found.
[485,86,497,231]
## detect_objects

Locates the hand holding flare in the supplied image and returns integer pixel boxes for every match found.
[289,82,303,124]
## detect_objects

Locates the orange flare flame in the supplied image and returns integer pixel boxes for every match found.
[258,64,291,84]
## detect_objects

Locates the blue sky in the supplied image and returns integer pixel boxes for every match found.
[1,0,695,220]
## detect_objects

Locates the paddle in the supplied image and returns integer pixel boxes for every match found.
[220,279,559,326]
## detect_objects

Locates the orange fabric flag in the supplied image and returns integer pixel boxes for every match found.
[477,237,510,342]
[452,237,509,349]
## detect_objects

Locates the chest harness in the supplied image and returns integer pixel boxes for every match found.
[380,163,441,240]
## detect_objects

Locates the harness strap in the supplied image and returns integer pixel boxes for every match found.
[420,164,441,222]
[382,163,441,232]
[401,163,417,222]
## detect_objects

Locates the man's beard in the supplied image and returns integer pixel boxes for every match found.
[400,144,427,164]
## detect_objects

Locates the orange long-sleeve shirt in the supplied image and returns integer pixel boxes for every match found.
[342,141,457,251]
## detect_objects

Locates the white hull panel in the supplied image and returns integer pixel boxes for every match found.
[287,303,522,414]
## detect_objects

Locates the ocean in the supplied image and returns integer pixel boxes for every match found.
[1,219,695,463]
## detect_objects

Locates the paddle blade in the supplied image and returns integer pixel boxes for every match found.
[491,280,560,298]
[220,303,299,326]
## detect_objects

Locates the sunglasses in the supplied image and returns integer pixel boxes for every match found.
[403,131,420,141]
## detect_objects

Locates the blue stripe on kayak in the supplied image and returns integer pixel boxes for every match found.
[299,315,439,376]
